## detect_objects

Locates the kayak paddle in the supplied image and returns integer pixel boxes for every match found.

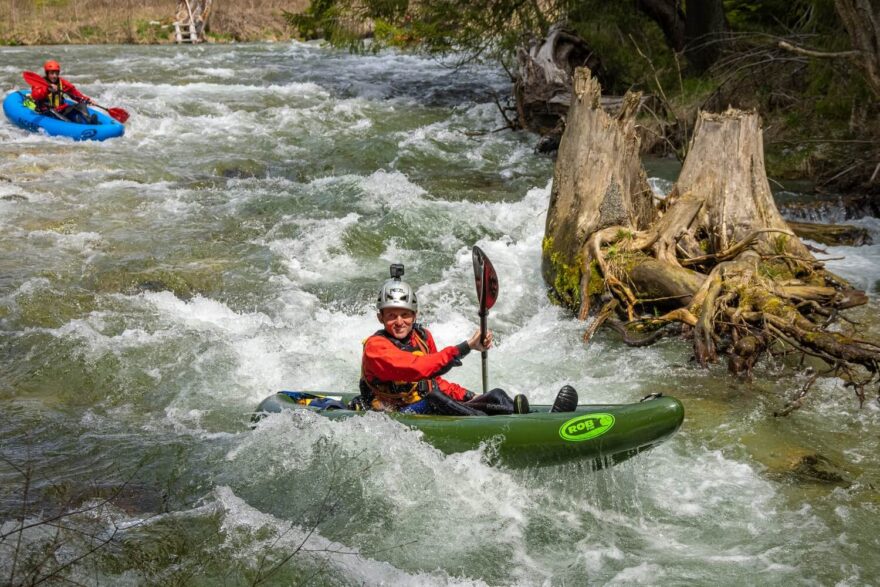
[472,245,499,395]
[23,71,130,124]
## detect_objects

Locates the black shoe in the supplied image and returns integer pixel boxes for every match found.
[550,385,578,412]
[513,394,530,414]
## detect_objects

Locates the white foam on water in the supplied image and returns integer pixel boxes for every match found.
[20,229,106,269]
[235,410,559,583]
[118,80,330,100]
[606,563,665,585]
[817,243,880,294]
[141,291,279,335]
[193,67,238,79]
[260,212,364,282]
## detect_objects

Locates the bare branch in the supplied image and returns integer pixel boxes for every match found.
[777,40,861,59]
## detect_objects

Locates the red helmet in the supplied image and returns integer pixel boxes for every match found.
[44,60,61,73]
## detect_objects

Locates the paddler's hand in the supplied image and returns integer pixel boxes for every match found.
[467,329,493,352]
[49,83,59,92]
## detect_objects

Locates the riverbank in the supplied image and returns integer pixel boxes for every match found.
[0,0,305,45]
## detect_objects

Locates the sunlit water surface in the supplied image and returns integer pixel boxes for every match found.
[1,43,879,585]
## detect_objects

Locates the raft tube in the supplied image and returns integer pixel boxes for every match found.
[255,391,685,469]
[3,90,124,141]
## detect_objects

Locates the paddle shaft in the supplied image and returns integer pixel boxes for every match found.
[479,284,489,395]
[472,245,498,396]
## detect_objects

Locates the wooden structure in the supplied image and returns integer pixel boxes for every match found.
[174,0,213,43]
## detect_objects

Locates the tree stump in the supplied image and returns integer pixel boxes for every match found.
[543,67,880,410]
[542,68,654,317]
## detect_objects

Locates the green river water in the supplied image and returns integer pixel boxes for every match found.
[1,43,879,586]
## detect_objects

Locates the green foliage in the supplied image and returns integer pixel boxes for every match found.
[759,260,795,281]
[283,0,341,42]
[78,24,99,39]
[772,234,789,255]
[373,19,418,49]
[286,0,553,59]
[134,20,169,43]
[567,0,678,93]
[679,76,716,100]
[364,0,409,20]
[205,30,236,42]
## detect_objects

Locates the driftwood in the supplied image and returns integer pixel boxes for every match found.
[787,220,872,246]
[514,23,606,136]
[542,67,880,413]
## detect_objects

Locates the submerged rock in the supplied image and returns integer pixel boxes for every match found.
[214,159,267,179]
[790,453,851,486]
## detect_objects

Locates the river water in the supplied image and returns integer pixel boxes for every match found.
[1,43,879,586]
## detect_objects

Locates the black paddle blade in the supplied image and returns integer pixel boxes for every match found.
[472,246,499,311]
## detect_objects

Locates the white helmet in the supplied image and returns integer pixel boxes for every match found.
[377,264,418,312]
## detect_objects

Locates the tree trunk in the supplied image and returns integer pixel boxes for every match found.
[834,0,880,99]
[636,0,685,52]
[683,0,729,73]
[543,68,879,409]
[636,0,728,71]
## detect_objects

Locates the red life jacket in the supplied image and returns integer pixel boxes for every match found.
[360,325,444,410]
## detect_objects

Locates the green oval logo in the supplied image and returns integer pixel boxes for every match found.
[559,413,615,442]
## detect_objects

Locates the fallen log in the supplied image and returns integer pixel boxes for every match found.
[787,220,872,246]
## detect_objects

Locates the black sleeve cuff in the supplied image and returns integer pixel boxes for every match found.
[456,341,471,358]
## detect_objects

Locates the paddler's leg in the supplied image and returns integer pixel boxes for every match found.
[425,389,486,416]
[463,388,529,415]
[67,102,96,124]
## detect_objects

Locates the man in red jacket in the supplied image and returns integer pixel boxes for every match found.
[359,264,532,416]
[29,60,97,125]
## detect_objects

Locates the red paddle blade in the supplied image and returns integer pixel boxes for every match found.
[472,246,499,311]
[23,71,47,89]
[106,108,129,123]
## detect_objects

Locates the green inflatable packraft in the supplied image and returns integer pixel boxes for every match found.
[255,391,684,469]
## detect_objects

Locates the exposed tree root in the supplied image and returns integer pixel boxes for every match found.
[604,319,680,347]
[583,298,618,343]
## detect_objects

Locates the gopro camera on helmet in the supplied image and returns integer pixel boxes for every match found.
[389,264,405,279]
